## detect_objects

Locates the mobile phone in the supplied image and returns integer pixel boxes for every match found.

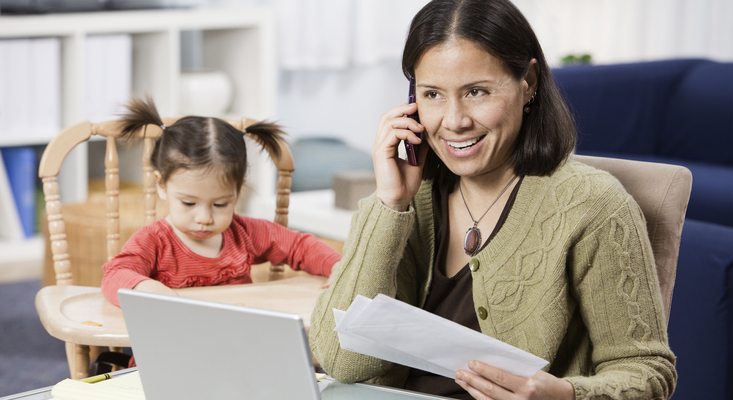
[404,77,421,166]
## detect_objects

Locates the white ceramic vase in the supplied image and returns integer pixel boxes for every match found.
[178,70,233,116]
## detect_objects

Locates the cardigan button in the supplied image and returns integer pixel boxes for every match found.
[477,306,487,320]
[469,258,480,272]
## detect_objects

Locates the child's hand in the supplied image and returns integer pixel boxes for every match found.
[321,261,340,289]
[321,273,335,289]
[134,279,179,297]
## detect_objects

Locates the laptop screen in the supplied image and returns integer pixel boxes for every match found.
[118,289,321,400]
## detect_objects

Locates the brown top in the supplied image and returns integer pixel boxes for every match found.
[404,177,523,399]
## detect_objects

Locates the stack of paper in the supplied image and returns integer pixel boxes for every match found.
[52,371,144,400]
[334,294,548,379]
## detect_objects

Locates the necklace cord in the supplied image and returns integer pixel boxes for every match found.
[459,175,518,227]
[459,174,519,256]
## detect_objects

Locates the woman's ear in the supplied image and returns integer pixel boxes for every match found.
[523,58,540,102]
[154,171,167,201]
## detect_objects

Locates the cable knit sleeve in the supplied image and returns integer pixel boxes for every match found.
[238,216,341,277]
[565,189,676,399]
[309,194,417,385]
[101,228,160,307]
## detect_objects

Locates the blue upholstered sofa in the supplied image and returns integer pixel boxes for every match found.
[553,59,733,228]
[554,59,733,400]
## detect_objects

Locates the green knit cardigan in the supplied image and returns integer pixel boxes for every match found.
[310,160,677,399]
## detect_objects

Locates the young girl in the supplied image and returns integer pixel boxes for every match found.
[101,96,341,307]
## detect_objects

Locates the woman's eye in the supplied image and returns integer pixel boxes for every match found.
[425,91,438,99]
[469,89,483,96]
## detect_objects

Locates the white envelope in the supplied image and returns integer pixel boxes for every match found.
[333,294,548,379]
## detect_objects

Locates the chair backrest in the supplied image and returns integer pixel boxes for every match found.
[571,154,693,322]
[39,117,294,286]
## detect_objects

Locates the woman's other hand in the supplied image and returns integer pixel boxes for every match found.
[372,102,428,212]
[455,361,574,400]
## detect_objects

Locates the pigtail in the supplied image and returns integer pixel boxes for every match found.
[244,121,285,161]
[118,95,165,139]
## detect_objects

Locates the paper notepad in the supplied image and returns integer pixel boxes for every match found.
[51,371,144,400]
[51,370,327,400]
[334,294,549,379]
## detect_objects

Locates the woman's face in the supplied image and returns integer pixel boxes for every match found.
[414,38,533,179]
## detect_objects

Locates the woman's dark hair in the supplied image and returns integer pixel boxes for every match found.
[402,0,576,181]
[119,95,284,194]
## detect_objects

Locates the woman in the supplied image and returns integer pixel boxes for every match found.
[310,0,676,399]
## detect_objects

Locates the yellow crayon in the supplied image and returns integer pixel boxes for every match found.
[80,373,112,384]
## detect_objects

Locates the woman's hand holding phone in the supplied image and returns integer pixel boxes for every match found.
[372,101,427,212]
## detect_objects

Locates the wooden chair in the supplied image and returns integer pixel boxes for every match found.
[35,117,326,379]
[571,154,693,322]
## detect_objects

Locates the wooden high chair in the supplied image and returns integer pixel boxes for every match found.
[35,117,328,379]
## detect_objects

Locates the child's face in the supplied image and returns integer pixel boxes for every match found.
[156,168,238,244]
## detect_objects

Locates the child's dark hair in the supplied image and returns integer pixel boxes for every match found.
[118,95,284,194]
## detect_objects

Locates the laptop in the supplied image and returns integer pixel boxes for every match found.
[118,289,321,400]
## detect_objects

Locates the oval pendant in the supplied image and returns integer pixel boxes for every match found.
[463,227,482,256]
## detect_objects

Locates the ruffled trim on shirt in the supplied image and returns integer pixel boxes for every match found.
[155,252,255,288]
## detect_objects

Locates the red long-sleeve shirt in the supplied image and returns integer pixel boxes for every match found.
[101,214,341,306]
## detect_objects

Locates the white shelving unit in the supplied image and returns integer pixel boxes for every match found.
[0,7,277,276]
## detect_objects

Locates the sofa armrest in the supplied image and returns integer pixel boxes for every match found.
[668,219,733,400]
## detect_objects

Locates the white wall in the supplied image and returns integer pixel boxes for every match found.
[514,0,733,66]
[204,0,733,153]
[277,60,407,153]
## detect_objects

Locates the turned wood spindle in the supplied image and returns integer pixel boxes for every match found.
[43,177,72,285]
[73,344,90,380]
[142,137,157,225]
[105,137,121,261]
[275,170,292,228]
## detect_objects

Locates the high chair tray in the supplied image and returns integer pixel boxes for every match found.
[35,275,327,347]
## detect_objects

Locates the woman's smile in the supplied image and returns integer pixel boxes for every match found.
[443,134,487,157]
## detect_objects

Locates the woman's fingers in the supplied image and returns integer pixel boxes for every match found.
[374,113,423,149]
[372,103,424,166]
[454,361,533,400]
[456,378,496,400]
[373,127,422,157]
[378,102,419,125]
[468,361,523,390]
[456,369,514,400]
[376,104,420,135]
[458,365,574,400]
